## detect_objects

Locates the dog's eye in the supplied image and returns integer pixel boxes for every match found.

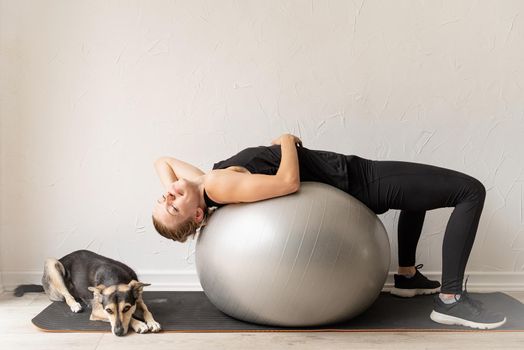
[122,305,131,313]
[105,308,114,314]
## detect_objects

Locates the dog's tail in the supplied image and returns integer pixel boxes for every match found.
[13,284,44,297]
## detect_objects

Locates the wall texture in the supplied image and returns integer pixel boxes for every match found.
[1,0,523,291]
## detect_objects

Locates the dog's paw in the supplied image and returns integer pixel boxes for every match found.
[146,320,161,333]
[70,302,83,313]
[134,321,149,334]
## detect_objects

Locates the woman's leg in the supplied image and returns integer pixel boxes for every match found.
[398,209,426,269]
[345,156,504,328]
[356,159,486,294]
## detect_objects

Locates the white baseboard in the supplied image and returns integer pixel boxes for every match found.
[2,270,524,293]
[0,270,203,292]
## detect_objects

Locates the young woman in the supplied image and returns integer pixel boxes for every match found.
[152,133,506,329]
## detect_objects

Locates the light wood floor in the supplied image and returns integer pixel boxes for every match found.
[1,291,523,350]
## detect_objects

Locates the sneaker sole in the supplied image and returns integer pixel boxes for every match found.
[430,310,507,329]
[390,287,440,298]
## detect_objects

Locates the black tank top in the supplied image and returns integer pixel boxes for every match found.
[204,145,354,208]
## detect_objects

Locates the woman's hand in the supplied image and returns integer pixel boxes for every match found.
[271,133,303,147]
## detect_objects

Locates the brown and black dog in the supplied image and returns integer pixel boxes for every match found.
[15,249,161,336]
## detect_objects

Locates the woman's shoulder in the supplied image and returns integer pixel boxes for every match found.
[203,167,254,205]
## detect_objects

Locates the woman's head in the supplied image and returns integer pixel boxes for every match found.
[151,178,208,242]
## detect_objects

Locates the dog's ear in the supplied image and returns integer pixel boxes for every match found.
[88,284,106,303]
[128,280,151,298]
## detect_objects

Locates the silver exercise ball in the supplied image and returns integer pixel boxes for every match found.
[195,182,390,327]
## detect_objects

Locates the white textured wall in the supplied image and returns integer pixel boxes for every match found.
[1,0,523,291]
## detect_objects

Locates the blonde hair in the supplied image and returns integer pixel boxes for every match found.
[152,207,215,243]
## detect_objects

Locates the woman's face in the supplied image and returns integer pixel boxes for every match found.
[152,178,202,229]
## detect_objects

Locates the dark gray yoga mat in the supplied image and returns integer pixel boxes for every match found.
[32,291,524,332]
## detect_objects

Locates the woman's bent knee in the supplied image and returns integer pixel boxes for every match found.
[466,176,486,201]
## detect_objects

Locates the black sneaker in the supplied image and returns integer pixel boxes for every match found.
[430,277,507,329]
[390,264,441,297]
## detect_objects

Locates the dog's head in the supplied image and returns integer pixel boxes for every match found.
[88,280,150,336]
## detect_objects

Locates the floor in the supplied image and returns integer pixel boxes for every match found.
[1,291,523,350]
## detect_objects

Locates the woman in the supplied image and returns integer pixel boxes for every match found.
[152,133,506,329]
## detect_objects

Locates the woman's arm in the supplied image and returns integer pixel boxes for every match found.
[154,157,205,190]
[206,170,298,203]
[274,134,301,189]
[205,133,302,203]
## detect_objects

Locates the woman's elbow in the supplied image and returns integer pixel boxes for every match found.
[288,180,301,193]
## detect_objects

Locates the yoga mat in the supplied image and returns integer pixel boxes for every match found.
[32,291,524,332]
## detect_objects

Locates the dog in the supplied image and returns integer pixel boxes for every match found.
[14,249,161,336]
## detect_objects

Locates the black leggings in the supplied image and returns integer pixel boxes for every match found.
[345,155,486,294]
